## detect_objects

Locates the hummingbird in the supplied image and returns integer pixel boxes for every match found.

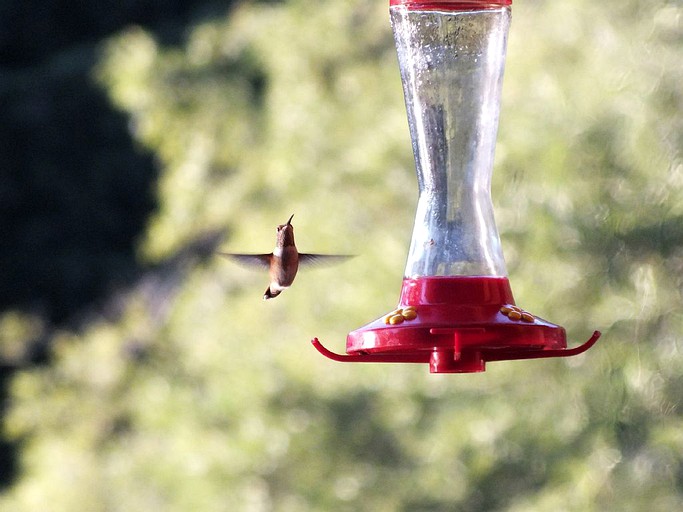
[219,214,353,300]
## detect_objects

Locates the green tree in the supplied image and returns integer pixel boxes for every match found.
[1,0,681,510]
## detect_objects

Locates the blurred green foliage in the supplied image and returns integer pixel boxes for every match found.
[1,0,682,510]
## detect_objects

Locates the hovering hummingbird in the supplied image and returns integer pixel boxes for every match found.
[219,214,353,300]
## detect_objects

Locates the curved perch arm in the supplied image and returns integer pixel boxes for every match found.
[312,331,602,365]
[311,338,428,363]
[311,338,364,362]
[558,330,602,356]
[486,331,602,362]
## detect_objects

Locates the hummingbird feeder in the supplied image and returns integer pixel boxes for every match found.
[312,0,600,373]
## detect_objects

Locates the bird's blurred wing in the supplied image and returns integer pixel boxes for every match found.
[298,254,355,268]
[219,253,272,269]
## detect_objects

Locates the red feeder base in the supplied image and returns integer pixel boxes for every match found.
[312,276,600,373]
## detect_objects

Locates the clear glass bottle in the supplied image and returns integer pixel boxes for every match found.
[391,1,511,277]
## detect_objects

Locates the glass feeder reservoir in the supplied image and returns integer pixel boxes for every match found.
[313,0,600,372]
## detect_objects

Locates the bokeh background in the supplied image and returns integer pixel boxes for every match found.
[0,0,681,510]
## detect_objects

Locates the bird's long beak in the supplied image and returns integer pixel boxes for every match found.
[286,214,294,225]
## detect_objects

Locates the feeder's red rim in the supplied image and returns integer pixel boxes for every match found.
[390,0,512,9]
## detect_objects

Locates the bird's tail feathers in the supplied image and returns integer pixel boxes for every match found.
[263,286,281,300]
